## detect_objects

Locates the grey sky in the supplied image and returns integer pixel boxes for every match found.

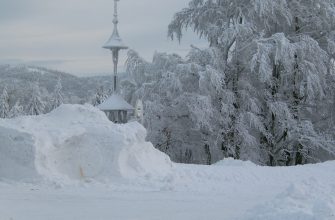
[0,0,207,76]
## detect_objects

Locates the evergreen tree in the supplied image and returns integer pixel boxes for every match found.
[9,101,24,118]
[50,78,64,111]
[92,86,109,106]
[27,82,45,116]
[0,87,10,119]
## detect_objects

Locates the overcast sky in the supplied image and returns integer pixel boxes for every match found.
[0,0,207,76]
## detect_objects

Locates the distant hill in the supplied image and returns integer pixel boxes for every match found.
[0,65,114,107]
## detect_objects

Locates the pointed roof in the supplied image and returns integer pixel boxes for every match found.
[103,0,128,50]
[103,28,128,50]
[97,94,134,111]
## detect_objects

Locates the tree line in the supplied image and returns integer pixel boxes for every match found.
[0,78,64,118]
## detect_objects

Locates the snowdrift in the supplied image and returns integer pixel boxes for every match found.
[242,178,335,220]
[0,104,172,182]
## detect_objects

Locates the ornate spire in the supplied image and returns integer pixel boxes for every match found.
[98,0,133,123]
[113,0,119,25]
[103,0,128,50]
[103,0,128,93]
[112,0,120,39]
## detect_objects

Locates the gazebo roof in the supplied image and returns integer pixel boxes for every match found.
[97,94,134,111]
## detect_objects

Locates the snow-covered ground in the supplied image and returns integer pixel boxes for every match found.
[0,105,334,220]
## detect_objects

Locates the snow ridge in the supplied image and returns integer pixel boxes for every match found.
[0,104,172,183]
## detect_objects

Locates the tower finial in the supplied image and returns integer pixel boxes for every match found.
[103,0,127,50]
[113,0,119,25]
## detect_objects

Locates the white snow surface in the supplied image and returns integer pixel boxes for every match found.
[0,104,334,220]
[0,104,172,182]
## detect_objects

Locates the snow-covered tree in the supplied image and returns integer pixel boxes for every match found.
[0,87,10,119]
[164,0,335,165]
[248,1,335,165]
[123,0,335,165]
[168,0,276,161]
[49,78,64,111]
[27,82,45,116]
[9,101,24,118]
[92,86,109,106]
[124,49,229,164]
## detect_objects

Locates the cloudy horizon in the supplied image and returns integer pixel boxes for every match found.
[0,0,207,76]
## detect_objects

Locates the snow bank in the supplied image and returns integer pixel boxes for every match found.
[0,127,39,181]
[243,178,335,220]
[214,158,257,167]
[0,104,172,182]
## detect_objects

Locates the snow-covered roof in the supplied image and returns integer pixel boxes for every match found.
[103,28,128,50]
[97,94,134,111]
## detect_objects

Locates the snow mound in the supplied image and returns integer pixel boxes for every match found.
[243,178,335,220]
[0,104,172,182]
[0,127,39,181]
[214,158,257,167]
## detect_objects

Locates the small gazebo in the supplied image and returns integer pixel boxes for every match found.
[98,0,134,123]
[98,94,134,123]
